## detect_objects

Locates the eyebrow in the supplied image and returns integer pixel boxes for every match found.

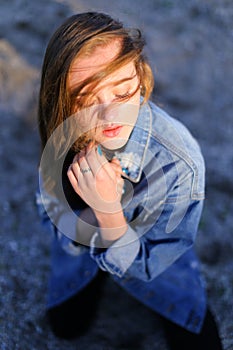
[113,73,137,86]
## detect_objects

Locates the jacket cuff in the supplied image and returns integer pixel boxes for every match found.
[90,225,140,277]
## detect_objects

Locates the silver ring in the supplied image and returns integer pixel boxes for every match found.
[80,167,91,174]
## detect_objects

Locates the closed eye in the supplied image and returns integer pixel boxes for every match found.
[114,91,130,101]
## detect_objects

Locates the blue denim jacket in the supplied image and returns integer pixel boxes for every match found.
[36,101,206,333]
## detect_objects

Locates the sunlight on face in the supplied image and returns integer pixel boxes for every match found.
[68,40,141,150]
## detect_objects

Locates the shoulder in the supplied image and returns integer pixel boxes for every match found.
[147,101,204,169]
[146,101,205,199]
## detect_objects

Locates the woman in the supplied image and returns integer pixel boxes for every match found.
[36,12,222,349]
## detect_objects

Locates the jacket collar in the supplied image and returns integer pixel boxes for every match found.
[115,101,152,183]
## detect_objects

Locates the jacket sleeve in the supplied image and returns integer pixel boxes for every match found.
[36,187,81,255]
[128,198,203,281]
[35,176,99,255]
[90,197,203,280]
[90,164,204,281]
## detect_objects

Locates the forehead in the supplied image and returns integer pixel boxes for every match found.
[68,40,136,90]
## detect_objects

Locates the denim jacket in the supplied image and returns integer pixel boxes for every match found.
[36,100,206,333]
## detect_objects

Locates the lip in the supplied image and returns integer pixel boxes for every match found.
[102,125,123,138]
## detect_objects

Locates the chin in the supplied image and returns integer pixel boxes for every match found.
[101,137,128,150]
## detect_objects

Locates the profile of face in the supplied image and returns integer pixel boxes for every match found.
[68,39,141,150]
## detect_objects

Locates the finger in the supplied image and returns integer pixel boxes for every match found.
[85,144,108,176]
[110,157,123,176]
[94,145,108,166]
[76,148,92,173]
[75,148,86,163]
[109,162,123,178]
[94,145,118,179]
[111,157,121,165]
[67,166,81,195]
[117,177,124,195]
[110,157,122,170]
[71,154,92,182]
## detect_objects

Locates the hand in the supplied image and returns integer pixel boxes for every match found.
[67,143,124,214]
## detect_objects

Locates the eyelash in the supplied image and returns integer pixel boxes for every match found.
[74,91,131,108]
[114,91,131,100]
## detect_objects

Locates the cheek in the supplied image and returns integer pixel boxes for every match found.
[131,88,141,106]
[73,107,100,136]
[119,102,139,127]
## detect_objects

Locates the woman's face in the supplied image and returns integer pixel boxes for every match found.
[68,40,141,150]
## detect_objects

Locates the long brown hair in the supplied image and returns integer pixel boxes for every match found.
[38,12,154,154]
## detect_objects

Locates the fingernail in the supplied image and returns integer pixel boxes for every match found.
[97,145,102,156]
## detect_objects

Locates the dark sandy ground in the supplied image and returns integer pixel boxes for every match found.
[0,0,233,349]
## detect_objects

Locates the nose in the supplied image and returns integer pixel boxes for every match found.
[94,90,118,122]
[103,107,118,122]
[96,103,118,122]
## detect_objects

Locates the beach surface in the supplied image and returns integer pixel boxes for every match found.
[0,1,232,349]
